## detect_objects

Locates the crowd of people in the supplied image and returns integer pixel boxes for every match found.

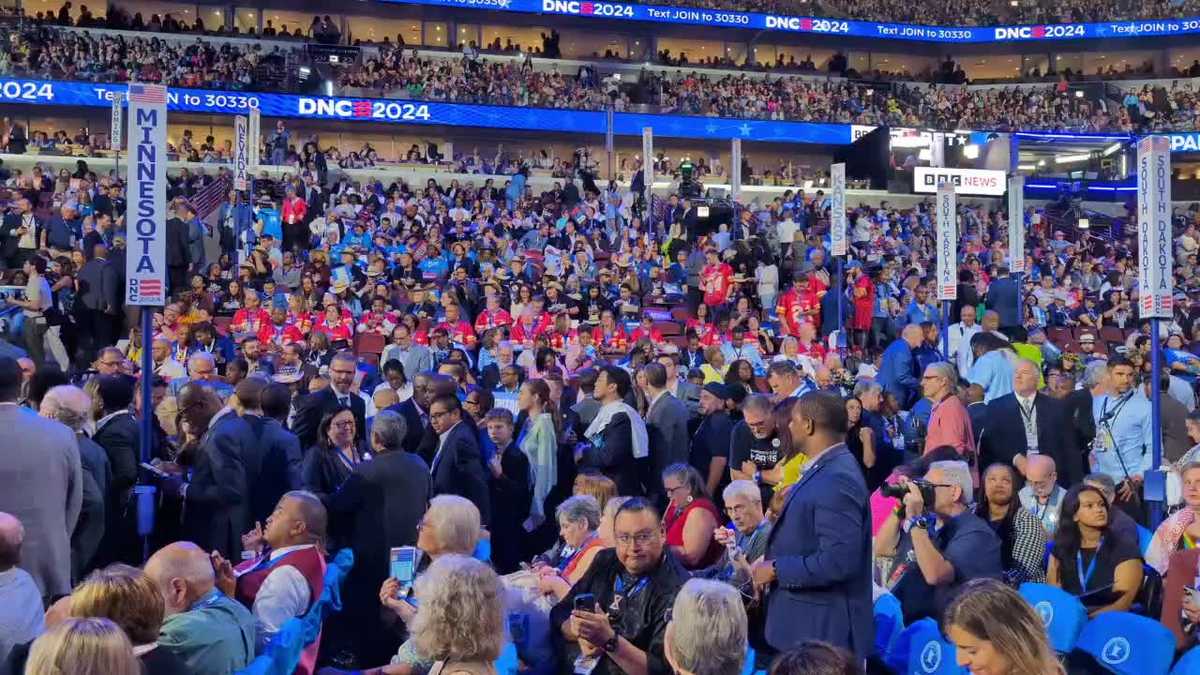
[0,107,1199,674]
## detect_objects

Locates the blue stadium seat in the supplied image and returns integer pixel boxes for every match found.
[495,641,520,675]
[886,617,968,675]
[874,592,905,657]
[1018,582,1087,654]
[1073,612,1175,675]
[1171,644,1200,675]
[1138,526,1154,557]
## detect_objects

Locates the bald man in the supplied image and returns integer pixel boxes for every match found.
[214,492,328,664]
[1018,455,1066,534]
[879,324,924,409]
[980,358,1080,486]
[151,337,186,381]
[145,541,255,674]
[0,513,44,669]
[41,385,110,578]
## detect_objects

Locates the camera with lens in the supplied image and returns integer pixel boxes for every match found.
[880,479,937,512]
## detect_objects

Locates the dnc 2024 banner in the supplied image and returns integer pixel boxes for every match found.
[0,77,852,145]
[380,0,1200,43]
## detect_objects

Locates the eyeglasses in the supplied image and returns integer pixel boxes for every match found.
[725,503,752,516]
[614,530,658,547]
[430,410,454,420]
[664,485,689,497]
[333,420,356,429]
[464,398,480,406]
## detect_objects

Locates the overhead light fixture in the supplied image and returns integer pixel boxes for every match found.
[1055,153,1091,164]
[1075,90,1084,98]
[1017,164,1036,171]
[1037,159,1047,166]
[1103,142,1123,156]
[1077,218,1090,229]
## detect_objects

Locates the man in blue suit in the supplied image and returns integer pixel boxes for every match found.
[751,391,873,661]
[878,324,923,410]
[984,265,1020,331]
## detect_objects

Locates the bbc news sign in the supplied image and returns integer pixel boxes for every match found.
[125,83,168,307]
[1136,136,1172,319]
[915,166,1006,197]
[936,183,957,301]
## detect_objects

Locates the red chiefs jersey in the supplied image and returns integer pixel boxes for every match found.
[591,324,629,353]
[257,322,305,347]
[474,308,514,334]
[702,262,734,306]
[231,307,271,336]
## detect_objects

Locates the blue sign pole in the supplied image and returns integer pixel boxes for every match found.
[1149,320,1164,528]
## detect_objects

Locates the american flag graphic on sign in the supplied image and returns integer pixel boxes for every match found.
[127,83,167,104]
[139,279,163,298]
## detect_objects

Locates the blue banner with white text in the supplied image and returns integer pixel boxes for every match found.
[0,78,852,145]
[378,0,1200,43]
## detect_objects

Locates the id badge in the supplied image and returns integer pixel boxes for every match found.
[573,653,601,675]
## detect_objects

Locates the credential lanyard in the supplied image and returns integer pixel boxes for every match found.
[1076,539,1103,592]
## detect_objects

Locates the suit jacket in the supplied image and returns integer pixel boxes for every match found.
[878,339,919,409]
[164,217,192,268]
[184,411,254,559]
[0,406,82,598]
[985,277,1020,328]
[0,212,38,258]
[386,399,427,456]
[328,450,431,622]
[242,415,302,526]
[291,387,367,451]
[431,421,491,525]
[72,434,111,580]
[980,393,1081,487]
[579,412,641,498]
[93,411,139,499]
[646,392,690,477]
[764,444,873,659]
[76,258,120,314]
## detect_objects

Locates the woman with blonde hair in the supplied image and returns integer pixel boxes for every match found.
[941,578,1062,675]
[572,471,617,509]
[69,564,188,674]
[25,617,140,675]
[410,555,505,675]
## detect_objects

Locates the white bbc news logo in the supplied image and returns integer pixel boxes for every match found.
[923,173,998,189]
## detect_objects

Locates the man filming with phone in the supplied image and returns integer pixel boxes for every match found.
[874,459,1001,623]
[552,498,685,675]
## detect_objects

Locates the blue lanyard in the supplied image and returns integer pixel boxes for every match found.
[1076,540,1103,591]
[557,534,596,573]
[613,575,649,601]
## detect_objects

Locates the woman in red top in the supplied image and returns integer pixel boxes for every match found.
[591,310,628,354]
[661,464,723,570]
[313,303,354,344]
[850,263,875,349]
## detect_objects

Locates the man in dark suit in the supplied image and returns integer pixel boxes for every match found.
[291,351,366,450]
[577,366,644,497]
[980,358,1081,487]
[386,371,434,457]
[428,394,490,525]
[752,392,873,662]
[640,363,690,503]
[165,201,194,298]
[76,244,120,360]
[328,409,430,665]
[163,382,254,560]
[984,265,1020,332]
[236,379,302,526]
[1,197,40,269]
[92,374,139,566]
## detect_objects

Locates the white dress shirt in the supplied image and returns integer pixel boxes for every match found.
[242,544,316,649]
[948,322,982,377]
[1015,392,1038,453]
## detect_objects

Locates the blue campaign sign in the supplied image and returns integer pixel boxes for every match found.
[0,77,852,145]
[378,0,1200,44]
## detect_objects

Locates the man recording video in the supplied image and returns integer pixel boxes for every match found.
[874,459,1001,623]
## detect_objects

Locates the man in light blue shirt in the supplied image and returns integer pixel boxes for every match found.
[904,286,940,325]
[721,328,766,376]
[1090,356,1153,508]
[966,338,1015,403]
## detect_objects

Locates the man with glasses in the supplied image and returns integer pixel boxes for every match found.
[169,352,234,400]
[713,479,770,589]
[552,497,685,675]
[921,362,974,458]
[874,459,1001,623]
[729,394,781,506]
[428,394,490,526]
[292,351,366,450]
[1018,454,1065,534]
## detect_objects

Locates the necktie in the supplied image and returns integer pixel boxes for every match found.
[338,395,350,408]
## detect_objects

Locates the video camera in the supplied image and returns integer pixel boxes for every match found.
[880,479,937,512]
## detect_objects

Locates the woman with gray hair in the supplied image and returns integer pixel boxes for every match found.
[537,495,605,601]
[375,496,484,674]
[664,579,747,675]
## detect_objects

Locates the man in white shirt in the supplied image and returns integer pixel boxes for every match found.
[776,213,798,259]
[947,305,983,377]
[766,360,813,401]
[151,337,187,381]
[214,491,327,650]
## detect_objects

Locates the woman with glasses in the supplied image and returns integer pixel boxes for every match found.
[537,495,605,601]
[662,463,723,570]
[1047,484,1143,616]
[301,406,366,503]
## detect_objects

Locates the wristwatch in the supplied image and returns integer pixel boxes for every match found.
[603,634,619,653]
